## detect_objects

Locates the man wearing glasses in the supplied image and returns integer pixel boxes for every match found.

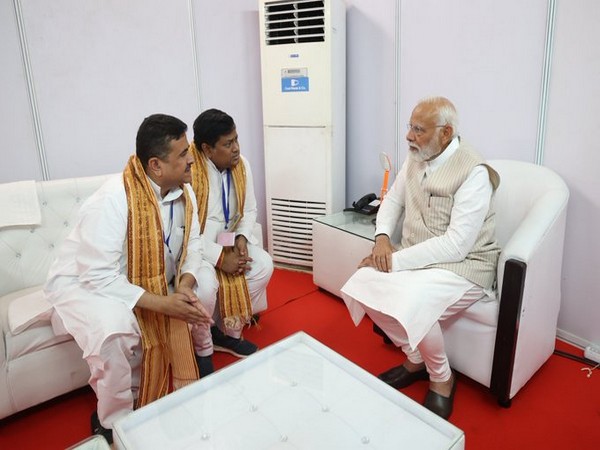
[341,96,500,419]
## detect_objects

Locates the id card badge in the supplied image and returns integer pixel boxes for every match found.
[217,231,236,247]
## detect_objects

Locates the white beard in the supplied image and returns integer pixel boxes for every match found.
[408,142,440,162]
[408,129,443,162]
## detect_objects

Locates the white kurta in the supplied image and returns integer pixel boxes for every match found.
[45,175,206,315]
[200,155,260,266]
[341,138,494,350]
[44,174,209,428]
[193,155,273,340]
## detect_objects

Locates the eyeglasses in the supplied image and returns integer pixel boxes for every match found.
[406,123,446,137]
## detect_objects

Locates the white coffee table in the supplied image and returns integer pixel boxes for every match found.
[113,332,464,449]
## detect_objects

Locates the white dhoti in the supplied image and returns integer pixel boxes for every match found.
[341,267,484,382]
[341,267,477,349]
[49,289,142,429]
[192,243,273,355]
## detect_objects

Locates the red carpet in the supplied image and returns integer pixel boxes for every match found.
[1,268,599,449]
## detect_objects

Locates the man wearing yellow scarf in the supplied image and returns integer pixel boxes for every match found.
[189,109,273,359]
[44,114,213,444]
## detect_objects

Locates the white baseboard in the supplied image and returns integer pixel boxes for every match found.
[556,328,599,350]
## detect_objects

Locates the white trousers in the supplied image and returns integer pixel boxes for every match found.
[51,245,272,429]
[51,299,142,430]
[191,243,273,356]
[362,286,485,383]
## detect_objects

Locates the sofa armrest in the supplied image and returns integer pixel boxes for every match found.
[497,188,569,290]
[490,258,526,406]
[491,186,569,404]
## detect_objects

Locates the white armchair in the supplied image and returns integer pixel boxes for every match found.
[370,160,570,406]
[313,159,569,407]
[439,159,570,406]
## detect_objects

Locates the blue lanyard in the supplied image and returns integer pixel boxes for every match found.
[221,169,231,229]
[163,201,174,253]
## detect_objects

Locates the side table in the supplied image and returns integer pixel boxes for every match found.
[312,211,376,297]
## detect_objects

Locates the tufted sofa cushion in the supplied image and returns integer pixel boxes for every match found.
[0,286,71,360]
[0,175,114,297]
[0,174,113,420]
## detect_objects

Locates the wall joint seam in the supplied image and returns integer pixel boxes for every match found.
[13,0,50,181]
[535,0,557,166]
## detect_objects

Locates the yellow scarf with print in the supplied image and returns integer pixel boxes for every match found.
[189,142,253,330]
[123,155,198,408]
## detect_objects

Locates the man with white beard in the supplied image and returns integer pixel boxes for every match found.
[341,96,500,419]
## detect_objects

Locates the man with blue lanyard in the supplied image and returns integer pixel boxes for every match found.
[189,109,274,360]
[45,114,214,443]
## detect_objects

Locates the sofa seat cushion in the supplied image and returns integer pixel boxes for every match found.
[0,286,73,361]
[6,286,54,334]
[458,295,499,327]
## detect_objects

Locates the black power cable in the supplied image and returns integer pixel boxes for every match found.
[553,349,599,366]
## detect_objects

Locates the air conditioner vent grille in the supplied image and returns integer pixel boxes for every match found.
[268,198,327,265]
[264,0,325,45]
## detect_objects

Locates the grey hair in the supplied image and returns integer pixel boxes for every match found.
[418,96,460,138]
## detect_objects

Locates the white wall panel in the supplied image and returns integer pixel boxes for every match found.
[0,1,41,182]
[345,0,397,206]
[19,0,198,179]
[399,0,548,162]
[544,0,600,347]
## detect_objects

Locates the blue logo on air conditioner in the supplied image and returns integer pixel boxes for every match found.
[282,76,309,92]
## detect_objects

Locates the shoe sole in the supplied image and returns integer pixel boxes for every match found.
[213,344,255,358]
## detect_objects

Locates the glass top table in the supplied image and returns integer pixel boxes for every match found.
[312,211,378,297]
[113,332,464,449]
[313,211,377,241]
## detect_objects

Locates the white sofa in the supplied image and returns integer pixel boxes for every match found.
[0,173,266,421]
[0,174,112,420]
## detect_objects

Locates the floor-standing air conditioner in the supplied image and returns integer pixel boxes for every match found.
[258,0,346,267]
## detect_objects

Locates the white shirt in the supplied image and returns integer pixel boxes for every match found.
[45,174,205,310]
[375,137,493,272]
[200,155,259,266]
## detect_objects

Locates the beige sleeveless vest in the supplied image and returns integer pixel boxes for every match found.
[402,142,500,289]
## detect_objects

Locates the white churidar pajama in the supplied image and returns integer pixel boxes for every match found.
[341,138,495,383]
[45,175,209,428]
[192,156,273,355]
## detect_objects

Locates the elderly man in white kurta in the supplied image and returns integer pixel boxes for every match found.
[44,114,214,444]
[190,108,274,359]
[341,97,500,420]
